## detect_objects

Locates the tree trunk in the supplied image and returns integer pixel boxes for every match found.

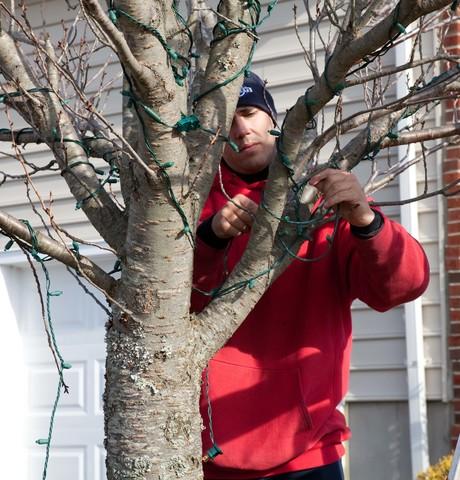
[105,321,203,479]
[104,175,202,479]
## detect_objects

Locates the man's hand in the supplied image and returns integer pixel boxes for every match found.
[310,169,375,227]
[211,194,258,239]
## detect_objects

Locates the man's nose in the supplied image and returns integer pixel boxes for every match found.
[231,116,251,139]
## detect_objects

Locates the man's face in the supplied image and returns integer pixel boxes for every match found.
[223,106,276,175]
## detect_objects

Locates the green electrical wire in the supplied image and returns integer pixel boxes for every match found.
[0,87,52,104]
[103,0,278,242]
[37,379,63,480]
[193,0,277,105]
[346,2,406,78]
[4,222,71,480]
[107,1,191,86]
[172,0,196,60]
[121,72,194,242]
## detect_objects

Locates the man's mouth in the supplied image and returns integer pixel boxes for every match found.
[239,143,258,152]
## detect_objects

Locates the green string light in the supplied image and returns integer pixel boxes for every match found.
[71,161,120,210]
[192,0,277,105]
[39,379,64,480]
[102,0,277,244]
[304,86,318,130]
[174,114,201,132]
[0,87,52,104]
[172,0,195,60]
[194,76,345,297]
[35,439,49,446]
[324,56,346,96]
[260,199,322,227]
[347,2,406,78]
[122,89,239,150]
[53,130,120,210]
[0,127,42,144]
[4,222,71,480]
[108,259,122,275]
[1,5,454,475]
[121,73,194,242]
[107,1,191,86]
[394,22,406,34]
[207,259,282,298]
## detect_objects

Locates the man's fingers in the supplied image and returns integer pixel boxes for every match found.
[310,170,362,204]
[310,168,338,187]
[211,194,259,239]
[233,208,254,226]
[322,183,361,207]
[311,169,348,188]
[229,194,257,225]
[309,168,374,226]
[221,219,242,237]
[212,212,245,238]
[225,211,248,232]
[221,203,252,227]
[232,194,258,214]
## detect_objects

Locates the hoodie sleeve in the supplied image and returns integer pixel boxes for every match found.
[341,213,430,312]
[190,235,229,313]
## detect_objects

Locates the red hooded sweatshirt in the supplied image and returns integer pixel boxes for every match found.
[191,162,429,479]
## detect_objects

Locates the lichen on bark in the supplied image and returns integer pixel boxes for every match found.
[107,325,153,373]
[108,455,153,480]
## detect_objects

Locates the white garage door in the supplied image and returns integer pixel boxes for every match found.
[1,249,112,480]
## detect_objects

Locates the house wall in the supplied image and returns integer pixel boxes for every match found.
[348,401,451,480]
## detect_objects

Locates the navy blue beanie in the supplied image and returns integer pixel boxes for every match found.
[237,71,277,121]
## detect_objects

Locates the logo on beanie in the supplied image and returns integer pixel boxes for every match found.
[240,86,253,97]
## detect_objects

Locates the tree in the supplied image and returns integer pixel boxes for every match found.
[0,0,459,478]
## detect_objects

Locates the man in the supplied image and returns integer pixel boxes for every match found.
[191,72,429,480]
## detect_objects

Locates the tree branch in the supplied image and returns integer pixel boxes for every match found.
[0,31,128,253]
[0,209,116,295]
[81,0,149,84]
[372,177,460,206]
[364,141,444,194]
[188,0,256,223]
[298,65,460,173]
[380,123,460,147]
[0,127,43,144]
[345,54,460,87]
[0,128,118,153]
[188,0,216,101]
[280,0,453,170]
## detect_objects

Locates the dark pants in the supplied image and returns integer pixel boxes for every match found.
[257,461,344,480]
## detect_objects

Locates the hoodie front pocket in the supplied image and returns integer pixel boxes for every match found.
[200,360,313,471]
